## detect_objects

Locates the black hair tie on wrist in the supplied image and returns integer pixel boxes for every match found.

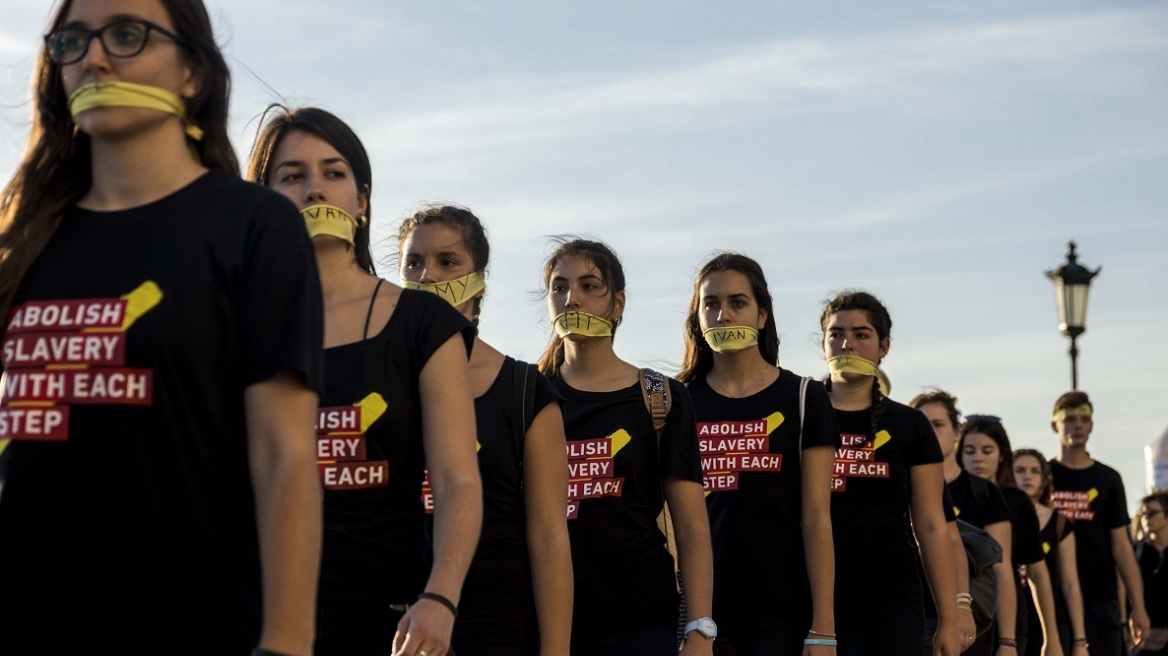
[417,591,459,618]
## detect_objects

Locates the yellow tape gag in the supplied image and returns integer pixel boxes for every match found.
[1052,405,1093,422]
[702,326,759,352]
[302,205,359,246]
[553,311,613,338]
[401,271,486,308]
[827,354,891,396]
[68,81,203,141]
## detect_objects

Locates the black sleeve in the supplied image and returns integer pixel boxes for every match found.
[662,377,703,484]
[908,406,944,466]
[943,484,957,523]
[405,290,476,371]
[801,377,841,451]
[240,189,323,393]
[531,368,564,419]
[984,482,1012,526]
[1007,487,1045,565]
[1102,467,1132,530]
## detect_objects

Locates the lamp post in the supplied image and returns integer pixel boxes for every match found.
[1044,241,1100,390]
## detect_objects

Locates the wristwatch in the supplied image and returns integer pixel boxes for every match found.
[684,617,718,639]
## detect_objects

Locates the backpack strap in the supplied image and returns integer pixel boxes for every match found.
[798,375,810,464]
[639,367,670,443]
[640,368,679,583]
[511,358,539,487]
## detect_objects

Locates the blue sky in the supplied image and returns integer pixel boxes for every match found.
[2,0,1166,512]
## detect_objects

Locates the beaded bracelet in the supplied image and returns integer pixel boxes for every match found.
[997,637,1018,648]
[956,592,973,604]
[808,630,837,637]
[1072,637,1089,649]
[804,638,838,647]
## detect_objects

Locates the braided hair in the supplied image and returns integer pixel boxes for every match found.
[820,290,892,445]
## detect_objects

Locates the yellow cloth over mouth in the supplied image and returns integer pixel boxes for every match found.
[401,271,486,308]
[702,325,759,352]
[302,205,359,246]
[68,81,203,141]
[553,311,613,338]
[827,354,891,396]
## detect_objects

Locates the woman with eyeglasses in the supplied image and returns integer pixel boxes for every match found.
[818,290,960,655]
[248,108,482,656]
[1012,448,1090,656]
[397,204,573,656]
[960,418,1064,656]
[538,237,714,656]
[0,1,323,653]
[1132,492,1168,655]
[677,252,839,656]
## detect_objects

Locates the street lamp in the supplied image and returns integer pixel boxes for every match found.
[1044,241,1100,390]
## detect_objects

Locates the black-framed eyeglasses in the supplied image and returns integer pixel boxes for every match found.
[44,20,192,65]
[965,414,1002,424]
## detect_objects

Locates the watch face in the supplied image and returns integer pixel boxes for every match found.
[688,617,717,638]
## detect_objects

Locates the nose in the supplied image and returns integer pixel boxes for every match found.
[304,180,325,204]
[716,308,730,324]
[79,33,111,72]
[564,289,580,309]
[418,264,436,284]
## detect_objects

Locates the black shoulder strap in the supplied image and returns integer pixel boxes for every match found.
[362,278,385,340]
[798,375,810,464]
[638,368,670,445]
[510,358,539,481]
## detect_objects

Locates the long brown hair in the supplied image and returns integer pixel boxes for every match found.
[0,0,237,320]
[958,417,1015,489]
[536,237,625,377]
[677,251,779,384]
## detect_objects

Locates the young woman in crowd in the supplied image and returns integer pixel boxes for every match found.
[0,1,323,652]
[1132,491,1168,656]
[960,417,1062,656]
[818,290,960,656]
[248,106,482,656]
[907,389,991,653]
[677,252,838,655]
[537,237,714,655]
[1012,448,1090,656]
[398,205,573,655]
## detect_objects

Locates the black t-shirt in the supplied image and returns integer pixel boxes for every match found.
[1137,541,1168,629]
[1050,460,1130,607]
[831,398,944,610]
[0,171,323,651]
[453,356,562,651]
[688,370,839,624]
[948,469,1012,529]
[553,374,703,634]
[316,288,474,606]
[1003,486,1045,567]
[1040,511,1074,629]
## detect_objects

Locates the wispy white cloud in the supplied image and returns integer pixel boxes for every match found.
[348,7,1168,158]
